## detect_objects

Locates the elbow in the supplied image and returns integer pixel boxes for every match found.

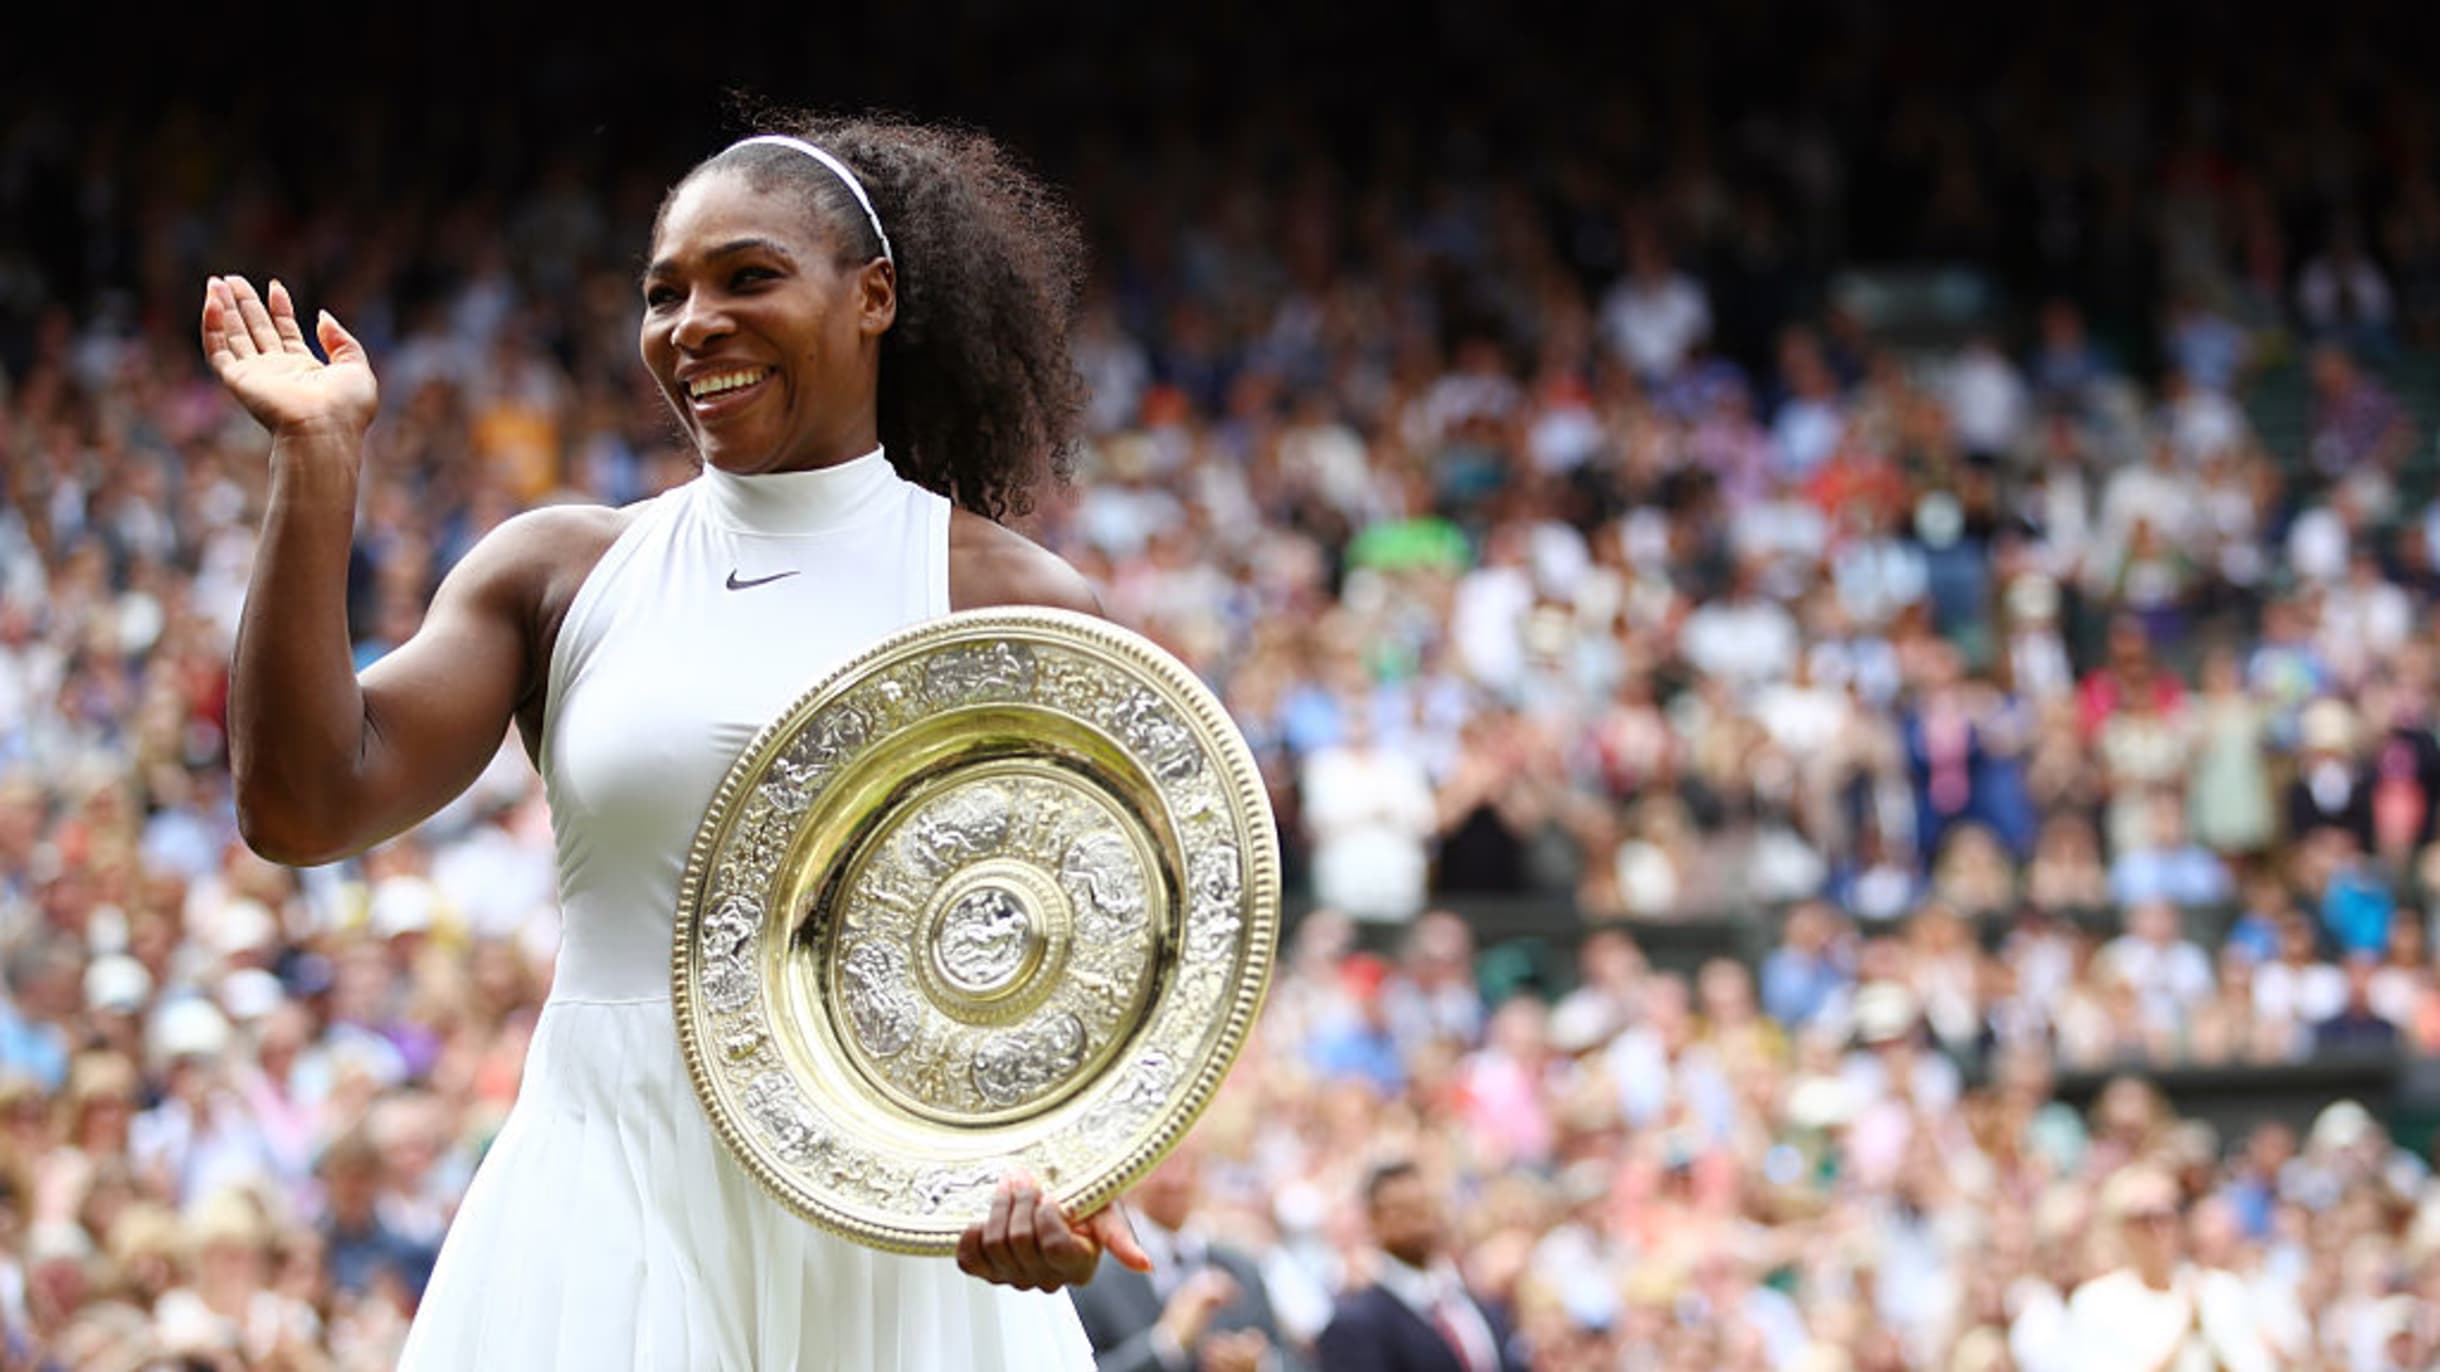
[233,779,350,869]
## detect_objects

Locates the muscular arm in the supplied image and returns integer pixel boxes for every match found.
[229,428,613,865]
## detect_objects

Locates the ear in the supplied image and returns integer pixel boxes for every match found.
[856,259,897,339]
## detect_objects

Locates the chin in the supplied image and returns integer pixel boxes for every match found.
[697,439,782,475]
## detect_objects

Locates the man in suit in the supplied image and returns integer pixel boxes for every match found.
[1072,1138,1308,1372]
[1316,1161,1526,1372]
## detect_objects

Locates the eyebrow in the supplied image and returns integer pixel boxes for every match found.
[642,236,797,281]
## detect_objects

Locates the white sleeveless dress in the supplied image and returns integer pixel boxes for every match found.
[398,449,1094,1370]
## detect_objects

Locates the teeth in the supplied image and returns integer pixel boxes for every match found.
[688,369,769,399]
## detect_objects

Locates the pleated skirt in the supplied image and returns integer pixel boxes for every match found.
[396,999,1093,1370]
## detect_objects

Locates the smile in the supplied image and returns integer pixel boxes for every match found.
[684,367,775,418]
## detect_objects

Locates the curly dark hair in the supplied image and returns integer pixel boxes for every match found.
[663,113,1088,520]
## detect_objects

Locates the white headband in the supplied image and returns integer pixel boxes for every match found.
[728,134,895,266]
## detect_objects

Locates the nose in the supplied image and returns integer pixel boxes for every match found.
[670,291,733,353]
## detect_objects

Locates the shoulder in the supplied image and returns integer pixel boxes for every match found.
[433,502,644,697]
[441,502,637,604]
[1330,1282,1399,1323]
[947,508,1101,615]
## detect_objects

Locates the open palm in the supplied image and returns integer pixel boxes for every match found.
[200,276,379,437]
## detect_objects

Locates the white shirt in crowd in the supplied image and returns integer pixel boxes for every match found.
[1299,741,1437,923]
[1680,596,1798,689]
[1944,344,2031,455]
[1598,272,1711,381]
[1452,562,1535,695]
[2253,959,2348,1033]
[2063,1266,2272,1372]
[2100,935,2215,1033]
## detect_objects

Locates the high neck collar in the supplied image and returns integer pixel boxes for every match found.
[695,446,895,535]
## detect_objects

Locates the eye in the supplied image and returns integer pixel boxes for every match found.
[644,284,680,310]
[731,266,778,289]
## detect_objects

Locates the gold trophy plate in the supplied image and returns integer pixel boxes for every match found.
[672,608,1279,1253]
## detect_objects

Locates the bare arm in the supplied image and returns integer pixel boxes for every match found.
[206,274,581,866]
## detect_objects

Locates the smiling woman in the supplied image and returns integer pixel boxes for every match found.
[205,114,1120,1372]
[645,118,1090,518]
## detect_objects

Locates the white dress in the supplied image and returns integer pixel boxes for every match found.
[398,449,1094,1370]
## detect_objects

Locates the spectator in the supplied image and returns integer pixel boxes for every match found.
[1316,1161,1524,1372]
[1598,228,1712,385]
[2184,644,2275,856]
[2106,792,2231,909]
[1761,902,1852,1030]
[2286,700,2373,846]
[2306,344,2414,477]
[2064,1167,2273,1371]
[1300,710,1438,924]
[1071,1135,1309,1372]
[2296,223,2397,357]
[317,1132,437,1306]
[2313,956,2402,1054]
[2099,901,2215,1041]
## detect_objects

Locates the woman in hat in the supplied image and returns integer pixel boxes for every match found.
[201,116,1139,1367]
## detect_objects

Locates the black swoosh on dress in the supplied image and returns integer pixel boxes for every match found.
[724,569,801,591]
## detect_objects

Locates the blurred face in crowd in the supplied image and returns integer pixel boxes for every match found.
[640,168,893,476]
[323,1153,382,1230]
[2114,1170,2183,1286]
[1368,1169,1446,1268]
[2188,1195,2242,1269]
[1132,1139,1202,1234]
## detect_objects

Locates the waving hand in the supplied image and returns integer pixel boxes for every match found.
[200,276,378,439]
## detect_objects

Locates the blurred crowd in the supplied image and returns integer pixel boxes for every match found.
[9,8,2440,1369]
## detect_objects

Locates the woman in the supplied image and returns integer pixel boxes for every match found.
[199,117,1144,1368]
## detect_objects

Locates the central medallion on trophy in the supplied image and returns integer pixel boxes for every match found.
[933,886,1036,996]
[915,858,1070,1021]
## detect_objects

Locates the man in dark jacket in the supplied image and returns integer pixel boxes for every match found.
[1315,1161,1526,1372]
[1071,1139,1309,1372]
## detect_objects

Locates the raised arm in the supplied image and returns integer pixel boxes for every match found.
[205,275,561,866]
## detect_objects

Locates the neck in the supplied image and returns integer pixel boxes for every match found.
[697,444,894,535]
[772,423,881,475]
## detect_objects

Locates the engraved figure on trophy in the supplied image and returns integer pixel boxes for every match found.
[904,786,1014,875]
[1185,845,1246,962]
[770,704,871,804]
[1058,830,1145,938]
[924,641,1036,703]
[742,1072,831,1168]
[1104,687,1202,782]
[838,939,919,1057]
[971,1013,1089,1108]
[702,896,763,1014]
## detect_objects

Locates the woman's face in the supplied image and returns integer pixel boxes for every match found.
[640,168,895,475]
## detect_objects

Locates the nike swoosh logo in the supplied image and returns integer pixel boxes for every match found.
[724,569,801,591]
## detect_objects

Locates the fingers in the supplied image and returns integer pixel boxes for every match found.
[266,279,311,353]
[227,276,285,356]
[319,309,368,369]
[200,278,237,372]
[1091,1201,1154,1273]
[979,1176,1016,1276]
[956,1219,988,1281]
[958,1174,1109,1292]
[1035,1192,1099,1281]
[1007,1178,1049,1286]
[208,279,257,361]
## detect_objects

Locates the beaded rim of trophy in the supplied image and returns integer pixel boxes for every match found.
[671,607,1281,1254]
